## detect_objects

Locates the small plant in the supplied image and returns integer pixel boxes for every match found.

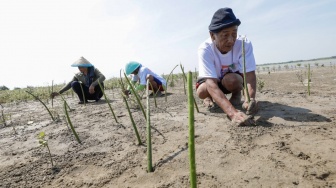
[37,132,54,167]
[187,72,197,188]
[308,64,311,96]
[122,94,142,145]
[25,91,55,121]
[165,65,179,102]
[63,100,81,144]
[0,104,6,126]
[98,80,118,123]
[180,63,187,95]
[123,72,146,119]
[146,80,153,172]
[257,77,265,92]
[295,70,304,86]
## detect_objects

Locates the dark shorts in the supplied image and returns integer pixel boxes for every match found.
[148,76,165,91]
[195,72,243,94]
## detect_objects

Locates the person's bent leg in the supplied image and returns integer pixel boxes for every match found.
[196,81,214,108]
[71,81,89,103]
[221,73,243,106]
[146,75,159,91]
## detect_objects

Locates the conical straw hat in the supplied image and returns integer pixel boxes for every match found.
[71,57,93,67]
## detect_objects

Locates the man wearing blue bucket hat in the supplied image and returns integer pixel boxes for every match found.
[196,8,258,126]
[50,57,106,104]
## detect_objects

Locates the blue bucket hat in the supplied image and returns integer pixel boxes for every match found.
[209,8,241,33]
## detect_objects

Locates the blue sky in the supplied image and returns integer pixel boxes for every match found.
[1,0,335,89]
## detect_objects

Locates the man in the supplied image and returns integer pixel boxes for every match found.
[124,61,166,97]
[196,8,258,126]
[51,57,106,104]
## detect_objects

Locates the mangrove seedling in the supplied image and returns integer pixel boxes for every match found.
[146,80,153,172]
[122,94,142,145]
[308,64,311,96]
[242,36,250,103]
[37,132,54,167]
[63,100,81,144]
[98,80,118,123]
[123,72,146,119]
[25,91,55,121]
[187,71,197,188]
[165,64,178,102]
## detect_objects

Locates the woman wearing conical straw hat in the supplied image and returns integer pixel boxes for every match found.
[50,57,106,104]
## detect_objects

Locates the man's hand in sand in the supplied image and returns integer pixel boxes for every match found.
[230,111,255,126]
[50,92,60,99]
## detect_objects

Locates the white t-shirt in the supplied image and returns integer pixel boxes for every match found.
[131,66,167,87]
[198,35,256,81]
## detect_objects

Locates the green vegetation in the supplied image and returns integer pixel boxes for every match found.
[63,100,81,144]
[25,91,55,121]
[98,80,118,123]
[122,94,142,145]
[37,132,54,167]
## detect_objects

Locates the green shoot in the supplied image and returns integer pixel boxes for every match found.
[187,71,197,187]
[123,72,146,119]
[165,65,179,102]
[146,79,153,172]
[180,63,187,95]
[98,80,118,123]
[179,65,200,113]
[37,132,54,167]
[148,81,157,108]
[122,94,142,145]
[63,100,81,144]
[242,36,251,103]
[25,91,55,121]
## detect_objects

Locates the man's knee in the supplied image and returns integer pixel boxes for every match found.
[222,74,243,92]
[196,84,209,99]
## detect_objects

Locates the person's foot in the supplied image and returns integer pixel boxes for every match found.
[149,90,164,97]
[229,91,242,106]
[203,97,214,109]
[78,101,88,104]
[95,98,101,102]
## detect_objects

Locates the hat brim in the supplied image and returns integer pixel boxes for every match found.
[71,63,93,67]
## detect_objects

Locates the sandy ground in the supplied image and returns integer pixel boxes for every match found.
[0,67,336,188]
